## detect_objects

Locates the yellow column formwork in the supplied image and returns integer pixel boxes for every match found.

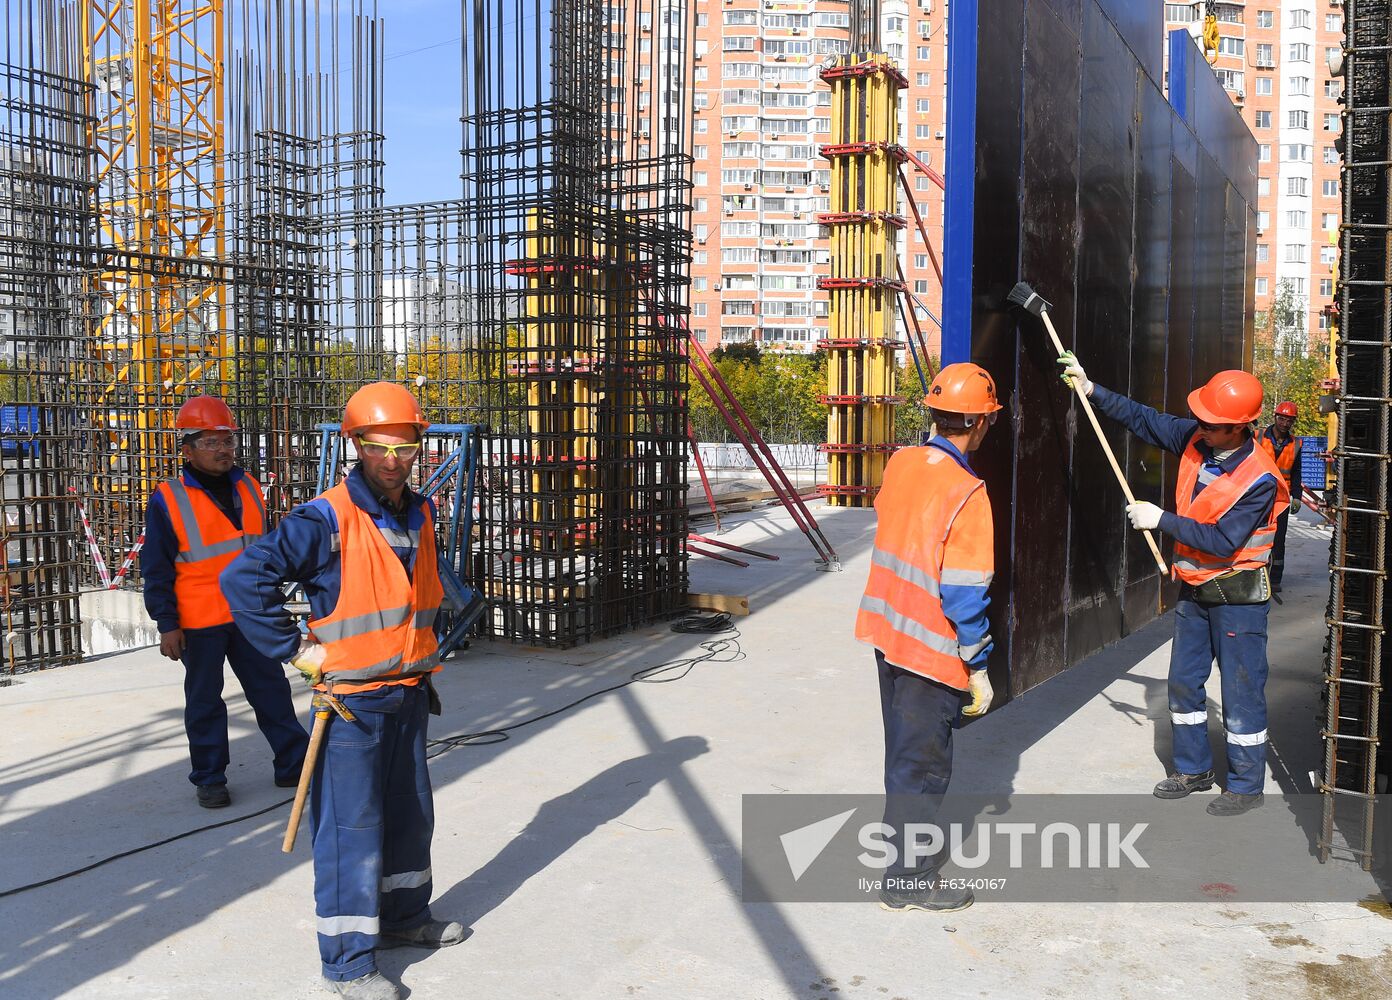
[816,53,906,507]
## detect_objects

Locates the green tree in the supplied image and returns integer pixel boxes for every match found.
[1252,280,1327,435]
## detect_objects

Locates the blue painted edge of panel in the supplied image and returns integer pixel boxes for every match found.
[941,0,978,365]
[1166,29,1189,124]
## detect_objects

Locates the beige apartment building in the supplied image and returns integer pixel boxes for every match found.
[687,0,948,355]
[1164,1,1343,351]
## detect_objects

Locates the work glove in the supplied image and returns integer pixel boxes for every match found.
[290,639,327,687]
[1292,500,1302,514]
[1056,351,1094,397]
[962,668,994,718]
[1126,501,1164,531]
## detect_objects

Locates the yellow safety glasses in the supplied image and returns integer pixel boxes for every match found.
[357,439,422,460]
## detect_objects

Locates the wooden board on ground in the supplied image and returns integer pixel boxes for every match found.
[686,592,749,616]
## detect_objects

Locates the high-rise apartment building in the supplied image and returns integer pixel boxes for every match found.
[688,0,948,355]
[1164,1,1343,351]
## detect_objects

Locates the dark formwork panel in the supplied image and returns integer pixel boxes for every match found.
[942,8,1257,698]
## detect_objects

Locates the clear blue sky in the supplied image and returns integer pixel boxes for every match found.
[378,2,466,205]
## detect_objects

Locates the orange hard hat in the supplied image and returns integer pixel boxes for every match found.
[341,382,430,437]
[1187,370,1263,425]
[926,362,1003,415]
[175,395,237,433]
[1275,401,1298,418]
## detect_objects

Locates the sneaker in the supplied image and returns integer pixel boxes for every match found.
[196,785,231,809]
[1207,791,1264,816]
[1152,770,1215,799]
[379,918,467,950]
[878,876,974,914]
[322,972,399,1000]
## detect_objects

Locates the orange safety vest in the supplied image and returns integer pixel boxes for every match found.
[1257,429,1300,484]
[307,482,443,696]
[855,445,994,690]
[1171,439,1291,585]
[154,474,266,630]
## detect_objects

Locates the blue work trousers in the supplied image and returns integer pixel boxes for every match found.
[181,623,308,787]
[311,683,436,983]
[1168,596,1271,795]
[1271,509,1290,587]
[876,650,964,876]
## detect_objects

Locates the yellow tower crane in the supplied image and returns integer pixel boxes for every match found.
[79,1,229,498]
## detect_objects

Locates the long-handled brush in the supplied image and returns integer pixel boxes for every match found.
[1008,281,1168,576]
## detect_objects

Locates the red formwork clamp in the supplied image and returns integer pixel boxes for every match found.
[504,256,611,277]
[817,276,907,292]
[816,393,906,406]
[816,337,906,350]
[817,442,902,454]
[816,483,882,497]
[815,211,907,228]
[819,141,891,158]
[819,60,910,89]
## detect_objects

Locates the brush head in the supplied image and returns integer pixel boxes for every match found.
[1007,281,1051,317]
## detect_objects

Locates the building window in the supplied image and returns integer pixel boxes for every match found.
[1258,144,1271,162]
[1320,246,1337,265]
[1327,14,1342,33]
[1256,277,1269,296]
[694,251,707,265]
[1290,76,1311,96]
[1166,4,1196,22]
[694,144,707,159]
[1256,10,1274,29]
[694,198,707,213]
[1284,144,1311,162]
[723,36,754,51]
[1289,110,1309,130]
[694,171,707,186]
[724,10,756,25]
[915,124,932,139]
[914,280,929,294]
[695,224,709,241]
[1256,244,1270,262]
[1289,43,1311,63]
[1325,79,1343,99]
[1324,146,1339,164]
[916,98,931,113]
[694,119,707,134]
[1217,69,1243,92]
[1288,176,1308,197]
[916,72,930,87]
[1324,113,1341,132]
[692,302,707,317]
[1291,9,1310,29]
[1319,312,1331,331]
[1322,213,1337,230]
[917,46,929,60]
[914,254,927,269]
[1323,179,1339,197]
[1285,244,1307,263]
[1257,211,1270,230]
[693,277,707,292]
[1258,177,1270,198]
[1254,110,1272,129]
[1287,210,1307,228]
[1320,278,1334,297]
[1218,37,1244,57]
[1254,44,1274,68]
[1256,76,1274,96]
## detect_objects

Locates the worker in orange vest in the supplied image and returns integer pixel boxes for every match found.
[1258,401,1304,592]
[221,382,461,1000]
[1060,357,1288,816]
[856,362,1000,915]
[141,396,308,809]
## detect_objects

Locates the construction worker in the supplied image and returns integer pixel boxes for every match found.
[1258,401,1304,592]
[220,382,461,1000]
[856,362,1000,914]
[142,395,308,809]
[1059,356,1289,816]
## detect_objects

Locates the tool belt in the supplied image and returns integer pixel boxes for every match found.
[1193,567,1271,606]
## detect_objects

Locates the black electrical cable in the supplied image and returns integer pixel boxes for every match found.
[0,614,741,899]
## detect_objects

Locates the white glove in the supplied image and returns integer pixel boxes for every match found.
[1126,501,1164,531]
[290,639,327,687]
[963,669,994,717]
[1056,351,1094,397]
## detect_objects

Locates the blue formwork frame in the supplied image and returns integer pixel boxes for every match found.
[941,0,978,366]
[316,423,485,655]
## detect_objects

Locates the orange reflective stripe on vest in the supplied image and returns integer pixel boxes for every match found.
[855,445,993,690]
[1171,440,1291,585]
[1258,432,1298,482]
[308,483,443,696]
[155,475,266,629]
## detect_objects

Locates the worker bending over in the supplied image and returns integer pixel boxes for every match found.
[1258,401,1304,592]
[1059,356,1288,816]
[856,363,1001,913]
[142,395,307,809]
[221,383,463,1000]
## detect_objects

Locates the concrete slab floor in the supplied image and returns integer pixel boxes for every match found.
[1,503,1388,1000]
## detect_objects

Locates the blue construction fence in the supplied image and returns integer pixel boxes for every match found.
[1299,435,1328,491]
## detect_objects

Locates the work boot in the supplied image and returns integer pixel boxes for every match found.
[878,875,974,914]
[1207,791,1264,816]
[379,918,467,950]
[322,972,399,1000]
[1152,770,1215,799]
[195,785,231,808]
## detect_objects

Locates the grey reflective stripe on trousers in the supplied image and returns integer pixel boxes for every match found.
[168,480,251,563]
[312,604,412,643]
[857,596,960,658]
